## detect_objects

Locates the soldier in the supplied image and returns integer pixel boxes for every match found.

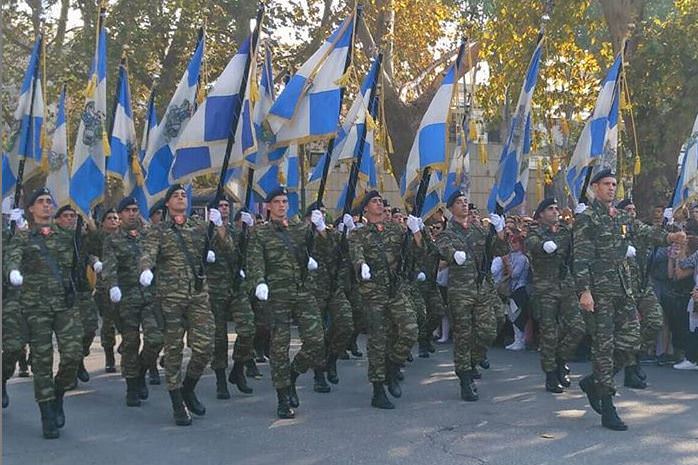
[247,187,327,419]
[139,184,227,426]
[347,190,419,410]
[102,197,164,407]
[436,191,508,402]
[525,198,585,394]
[573,170,684,430]
[6,188,83,439]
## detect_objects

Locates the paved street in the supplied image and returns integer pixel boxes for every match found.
[3,336,698,465]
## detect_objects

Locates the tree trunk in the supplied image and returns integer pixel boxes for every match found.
[53,0,71,61]
[598,0,646,56]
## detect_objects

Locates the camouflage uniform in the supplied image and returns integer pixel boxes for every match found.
[93,229,120,353]
[2,229,26,390]
[437,219,508,376]
[103,224,164,379]
[414,238,447,349]
[628,234,664,354]
[525,223,584,373]
[573,200,667,395]
[348,222,418,383]
[71,228,100,359]
[5,224,82,402]
[248,219,326,389]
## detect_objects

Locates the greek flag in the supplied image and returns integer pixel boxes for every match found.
[171,35,256,184]
[444,116,471,202]
[566,53,622,202]
[129,92,157,216]
[2,152,17,200]
[107,60,138,192]
[671,112,698,209]
[421,171,445,220]
[266,12,356,146]
[143,32,204,206]
[335,129,379,210]
[45,88,70,208]
[251,43,286,166]
[254,144,300,216]
[70,12,108,216]
[488,38,544,213]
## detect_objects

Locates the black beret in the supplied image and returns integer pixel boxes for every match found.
[534,197,557,218]
[264,186,288,203]
[208,195,232,209]
[26,187,52,207]
[590,168,615,185]
[382,199,390,207]
[54,204,76,218]
[164,184,186,203]
[100,208,117,222]
[616,198,634,210]
[116,196,138,213]
[149,199,165,218]
[390,207,402,215]
[446,190,467,208]
[361,190,382,210]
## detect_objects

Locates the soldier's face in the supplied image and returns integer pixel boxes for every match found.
[268,195,288,220]
[103,213,120,231]
[218,201,230,220]
[166,189,188,214]
[120,206,139,228]
[592,177,616,204]
[365,197,384,219]
[449,196,469,220]
[540,205,560,224]
[623,205,637,219]
[392,213,405,224]
[56,210,78,229]
[28,196,54,223]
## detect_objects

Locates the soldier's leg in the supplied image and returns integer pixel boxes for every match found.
[95,290,118,372]
[78,292,99,357]
[161,299,187,390]
[326,290,354,358]
[290,291,326,375]
[449,291,474,374]
[25,311,56,403]
[231,292,256,363]
[2,297,24,391]
[183,293,214,380]
[587,295,618,395]
[140,304,164,370]
[472,290,497,366]
[537,293,560,373]
[209,295,231,371]
[118,304,142,379]
[615,297,642,389]
[386,289,419,365]
[557,290,585,362]
[269,302,292,390]
[637,292,664,354]
[363,295,389,384]
[52,307,84,428]
[425,288,446,344]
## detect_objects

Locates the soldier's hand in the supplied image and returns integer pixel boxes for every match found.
[488,213,505,233]
[240,211,254,227]
[9,208,27,230]
[209,208,223,227]
[579,290,594,312]
[342,213,356,232]
[664,207,674,224]
[93,260,103,273]
[625,245,636,258]
[109,286,122,303]
[360,263,371,281]
[454,251,467,265]
[574,203,587,215]
[406,215,422,234]
[239,269,246,279]
[311,210,326,232]
[543,241,558,254]
[255,283,269,301]
[416,272,427,282]
[206,250,216,263]
[139,269,154,287]
[9,270,23,287]
[307,256,319,271]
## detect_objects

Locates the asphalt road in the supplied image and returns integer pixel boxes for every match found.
[3,335,698,465]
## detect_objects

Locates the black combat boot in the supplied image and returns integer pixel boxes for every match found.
[545,371,564,393]
[601,395,628,431]
[313,369,331,393]
[634,357,647,381]
[579,374,602,414]
[470,365,482,380]
[288,370,300,408]
[385,361,402,398]
[326,354,339,384]
[418,342,430,358]
[38,401,59,439]
[427,339,436,353]
[556,359,571,387]
[215,368,230,399]
[137,366,149,400]
[371,382,395,409]
[623,366,647,389]
[18,354,30,377]
[104,348,116,373]
[53,387,66,428]
[406,351,414,363]
[168,389,192,426]
[181,376,206,416]
[228,361,253,394]
[3,380,8,409]
[149,361,161,385]
[126,378,142,407]
[245,359,262,379]
[457,371,478,401]
[349,332,363,357]
[276,389,295,419]
[76,361,90,382]
[479,359,491,370]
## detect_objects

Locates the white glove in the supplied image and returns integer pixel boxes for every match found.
[239,269,246,279]
[663,208,674,224]
[574,203,587,214]
[307,256,319,271]
[109,286,122,303]
[255,283,269,301]
[342,213,356,232]
[406,215,421,234]
[9,208,26,229]
[209,208,223,227]
[489,213,505,233]
[543,241,558,254]
[9,270,23,287]
[206,250,216,263]
[626,245,637,258]
[93,260,103,273]
[360,263,371,281]
[139,269,154,287]
[311,210,326,232]
[454,251,467,265]
[240,211,254,227]
[416,272,426,282]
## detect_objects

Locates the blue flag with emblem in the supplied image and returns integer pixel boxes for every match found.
[107,59,138,192]
[45,87,70,208]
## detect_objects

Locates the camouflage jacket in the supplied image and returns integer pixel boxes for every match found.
[92,229,114,291]
[627,225,658,295]
[208,223,250,296]
[573,199,667,297]
[103,223,154,303]
[313,228,350,293]
[348,221,409,288]
[525,222,574,291]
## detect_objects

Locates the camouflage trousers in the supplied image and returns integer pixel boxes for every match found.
[449,286,497,374]
[418,284,447,346]
[77,291,99,357]
[268,286,325,389]
[210,290,255,370]
[24,302,82,402]
[535,285,585,373]
[406,283,427,344]
[360,284,418,383]
[94,288,121,349]
[117,295,164,379]
[347,285,367,335]
[161,291,214,390]
[585,291,640,395]
[635,289,664,354]
[2,290,26,382]
[314,286,354,358]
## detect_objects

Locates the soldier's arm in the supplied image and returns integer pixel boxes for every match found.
[573,213,594,295]
[490,230,510,257]
[347,229,366,271]
[436,231,458,265]
[140,224,160,271]
[5,232,26,276]
[102,235,118,289]
[632,219,669,246]
[247,228,265,287]
[524,229,547,258]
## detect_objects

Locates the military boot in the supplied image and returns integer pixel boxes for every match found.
[371,382,395,409]
[623,366,647,389]
[3,380,8,409]
[470,365,482,380]
[38,401,59,439]
[137,366,149,400]
[457,371,478,401]
[18,354,30,377]
[181,376,206,416]
[385,361,402,398]
[149,361,161,385]
[479,358,491,370]
[215,368,231,399]
[168,389,192,426]
[349,333,363,358]
[245,359,262,379]
[326,354,339,384]
[634,357,647,381]
[556,359,571,387]
[545,371,564,393]
[288,370,300,408]
[104,348,116,373]
[579,374,602,414]
[418,342,430,358]
[53,387,66,428]
[313,369,331,393]
[601,395,628,431]
[126,378,142,407]
[228,361,253,394]
[76,361,90,383]
[276,389,295,419]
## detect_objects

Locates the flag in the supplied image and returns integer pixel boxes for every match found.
[566,53,623,202]
[143,31,204,206]
[2,152,17,200]
[45,87,70,208]
[170,35,256,184]
[250,43,286,166]
[254,144,300,216]
[671,113,698,209]
[266,12,356,146]
[444,114,471,202]
[488,38,544,213]
[140,91,158,162]
[129,90,158,216]
[421,170,445,220]
[70,10,108,216]
[106,59,138,194]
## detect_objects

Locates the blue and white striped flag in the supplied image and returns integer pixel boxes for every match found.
[266,12,356,146]
[566,53,622,202]
[45,88,70,208]
[671,113,698,209]
[143,32,204,206]
[70,11,108,216]
[171,35,256,184]
[250,43,286,167]
[107,60,138,193]
[130,91,158,216]
[2,152,17,201]
[488,38,544,213]
[444,115,471,202]
[254,144,300,216]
